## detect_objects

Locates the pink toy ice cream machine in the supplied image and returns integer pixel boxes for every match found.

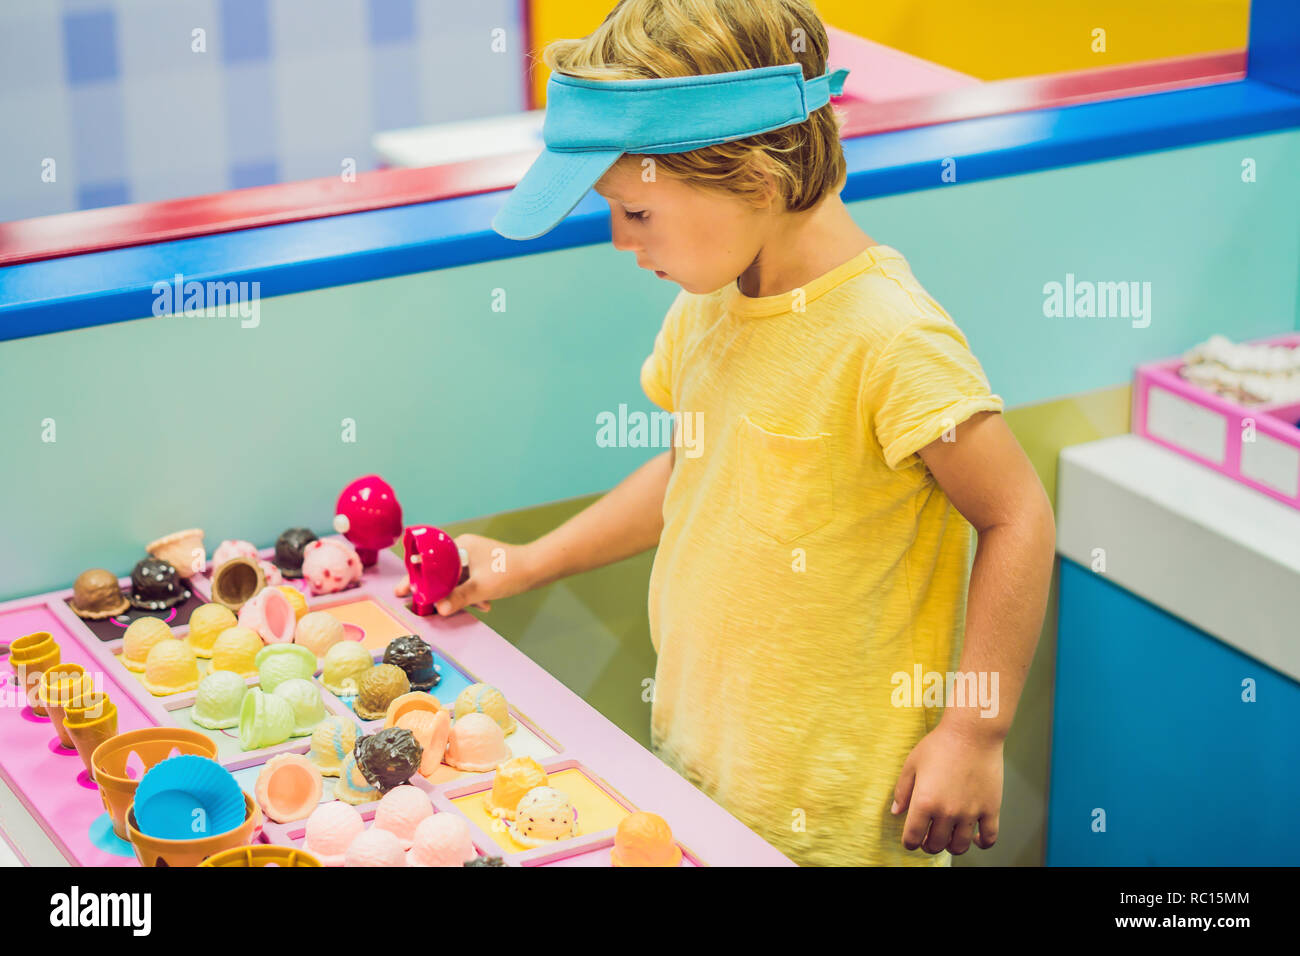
[403,526,467,616]
[333,475,403,567]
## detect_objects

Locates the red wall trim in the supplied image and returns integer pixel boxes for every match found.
[0,50,1244,267]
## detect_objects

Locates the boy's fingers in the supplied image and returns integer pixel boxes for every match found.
[975,814,999,849]
[923,814,956,854]
[901,804,932,851]
[891,764,916,816]
[948,819,976,855]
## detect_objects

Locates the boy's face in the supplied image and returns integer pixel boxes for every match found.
[594,159,772,295]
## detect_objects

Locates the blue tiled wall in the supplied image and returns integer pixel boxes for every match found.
[0,0,525,220]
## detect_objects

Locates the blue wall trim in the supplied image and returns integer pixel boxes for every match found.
[1248,0,1300,94]
[3,78,1300,343]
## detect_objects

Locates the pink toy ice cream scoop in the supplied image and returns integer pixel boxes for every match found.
[372,784,433,849]
[344,825,407,867]
[303,800,365,867]
[301,538,363,596]
[444,712,510,772]
[212,539,283,587]
[407,813,477,867]
[237,585,296,644]
[333,475,403,568]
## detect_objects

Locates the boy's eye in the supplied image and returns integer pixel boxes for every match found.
[622,209,648,222]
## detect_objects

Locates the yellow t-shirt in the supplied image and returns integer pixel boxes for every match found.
[641,244,1004,867]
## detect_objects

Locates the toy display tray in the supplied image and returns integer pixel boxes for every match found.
[0,541,790,866]
[1134,331,1300,511]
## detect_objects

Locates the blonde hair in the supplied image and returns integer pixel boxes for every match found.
[540,0,847,213]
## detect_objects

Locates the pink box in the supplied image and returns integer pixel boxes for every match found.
[1133,331,1300,510]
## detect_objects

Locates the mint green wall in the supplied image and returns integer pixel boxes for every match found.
[2,129,1298,603]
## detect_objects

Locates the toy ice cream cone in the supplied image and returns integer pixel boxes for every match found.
[9,632,61,715]
[38,663,91,749]
[147,528,206,579]
[63,694,117,776]
[199,845,321,867]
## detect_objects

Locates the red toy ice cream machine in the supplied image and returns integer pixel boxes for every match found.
[333,475,403,567]
[403,525,468,616]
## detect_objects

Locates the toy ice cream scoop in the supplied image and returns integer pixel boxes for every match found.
[484,756,548,819]
[274,527,318,578]
[238,586,296,644]
[407,813,477,867]
[209,555,266,613]
[303,800,364,865]
[239,688,295,750]
[382,635,439,691]
[294,610,344,662]
[69,568,130,619]
[254,753,323,823]
[309,716,361,777]
[611,811,681,867]
[384,695,448,775]
[184,603,237,658]
[355,727,423,793]
[276,584,309,621]
[192,670,249,730]
[354,663,410,721]
[141,639,200,696]
[402,525,462,616]
[321,640,373,696]
[255,642,318,693]
[372,784,433,849]
[333,753,379,805]
[147,529,206,578]
[333,475,403,568]
[211,539,258,570]
[444,712,510,772]
[453,683,516,735]
[271,678,326,736]
[301,538,363,596]
[508,786,578,847]
[121,616,174,672]
[209,625,264,678]
[344,826,406,867]
[128,557,190,610]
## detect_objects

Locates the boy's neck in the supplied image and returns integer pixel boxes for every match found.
[735,194,876,299]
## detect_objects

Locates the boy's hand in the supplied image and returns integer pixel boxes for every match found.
[394,533,538,616]
[890,719,1004,855]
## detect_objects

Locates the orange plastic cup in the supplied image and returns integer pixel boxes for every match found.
[38,663,91,749]
[126,791,261,867]
[63,696,119,777]
[90,728,219,839]
[199,845,321,867]
[9,632,61,715]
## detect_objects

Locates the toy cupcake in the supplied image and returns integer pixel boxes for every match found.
[355,727,423,794]
[69,568,129,619]
[120,617,175,672]
[302,800,364,865]
[183,603,237,658]
[407,813,477,867]
[192,670,249,730]
[209,626,264,678]
[294,611,345,663]
[444,712,509,772]
[333,753,379,806]
[271,678,326,736]
[372,785,433,849]
[308,716,361,777]
[453,683,516,735]
[320,641,373,696]
[353,664,410,721]
[484,756,548,819]
[128,557,190,611]
[611,812,682,867]
[381,635,439,691]
[141,640,200,696]
[508,786,578,847]
[274,527,318,578]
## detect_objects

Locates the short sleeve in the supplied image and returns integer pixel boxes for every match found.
[640,291,687,413]
[861,313,1004,471]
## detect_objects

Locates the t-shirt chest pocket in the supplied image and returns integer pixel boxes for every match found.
[735,413,834,544]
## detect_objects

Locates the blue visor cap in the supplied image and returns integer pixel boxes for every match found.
[491,62,850,240]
